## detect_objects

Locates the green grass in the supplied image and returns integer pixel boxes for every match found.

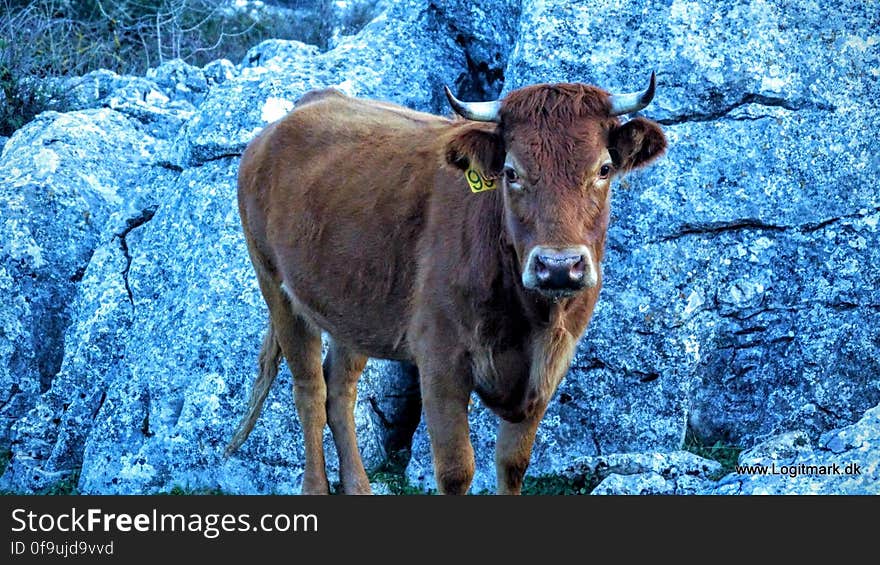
[164,485,227,495]
[367,450,433,495]
[368,462,598,495]
[40,471,80,495]
[521,473,597,496]
[0,449,81,495]
[368,470,433,495]
[684,429,743,480]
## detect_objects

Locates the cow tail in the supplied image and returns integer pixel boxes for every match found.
[226,323,283,456]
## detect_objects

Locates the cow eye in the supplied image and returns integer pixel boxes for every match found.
[599,163,613,179]
[504,167,521,188]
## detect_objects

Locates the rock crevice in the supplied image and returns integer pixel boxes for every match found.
[117,205,158,306]
[658,93,836,125]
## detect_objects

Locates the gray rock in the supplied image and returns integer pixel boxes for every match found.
[42,70,130,112]
[38,60,216,140]
[73,159,389,494]
[504,0,874,119]
[145,59,209,106]
[202,59,238,87]
[176,0,468,167]
[3,0,879,495]
[405,0,879,492]
[590,472,672,495]
[236,0,390,52]
[330,0,392,47]
[708,403,880,494]
[502,0,880,450]
[106,77,198,139]
[241,39,322,68]
[359,361,421,455]
[1,217,141,492]
[578,451,721,495]
[609,109,880,445]
[3,152,405,494]
[406,341,692,493]
[0,110,162,447]
[429,0,522,98]
[40,70,197,139]
[48,61,208,114]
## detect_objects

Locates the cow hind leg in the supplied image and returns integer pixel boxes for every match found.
[258,276,330,495]
[281,317,329,494]
[323,340,371,494]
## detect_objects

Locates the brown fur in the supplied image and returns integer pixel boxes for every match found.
[229,83,667,494]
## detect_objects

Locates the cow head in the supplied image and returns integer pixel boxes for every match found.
[444,74,666,299]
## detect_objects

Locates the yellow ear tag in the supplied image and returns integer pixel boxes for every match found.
[465,166,497,193]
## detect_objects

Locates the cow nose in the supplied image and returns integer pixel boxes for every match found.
[527,247,593,295]
[534,251,585,288]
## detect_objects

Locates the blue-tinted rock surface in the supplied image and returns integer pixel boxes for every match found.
[1,0,877,494]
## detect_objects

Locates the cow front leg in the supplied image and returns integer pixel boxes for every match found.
[495,406,547,495]
[420,371,474,495]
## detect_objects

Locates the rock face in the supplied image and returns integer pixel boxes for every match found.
[568,402,880,495]
[44,65,203,140]
[2,0,878,494]
[428,0,522,99]
[575,451,722,496]
[178,0,470,168]
[709,403,879,495]
[0,109,164,450]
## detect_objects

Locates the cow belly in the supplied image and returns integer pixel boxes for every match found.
[269,199,424,360]
[280,269,413,361]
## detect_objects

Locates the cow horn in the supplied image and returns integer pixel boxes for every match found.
[444,86,502,123]
[609,71,657,116]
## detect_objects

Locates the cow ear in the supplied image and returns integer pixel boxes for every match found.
[445,124,504,176]
[608,117,667,172]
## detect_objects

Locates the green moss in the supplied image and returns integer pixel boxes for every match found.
[684,429,743,480]
[367,451,433,495]
[0,448,10,476]
[41,472,80,496]
[368,470,433,495]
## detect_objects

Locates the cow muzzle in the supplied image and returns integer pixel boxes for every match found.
[522,245,598,297]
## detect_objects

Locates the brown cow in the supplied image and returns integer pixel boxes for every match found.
[228,74,667,494]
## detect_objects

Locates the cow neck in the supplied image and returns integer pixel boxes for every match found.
[454,186,508,303]
[454,188,565,331]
